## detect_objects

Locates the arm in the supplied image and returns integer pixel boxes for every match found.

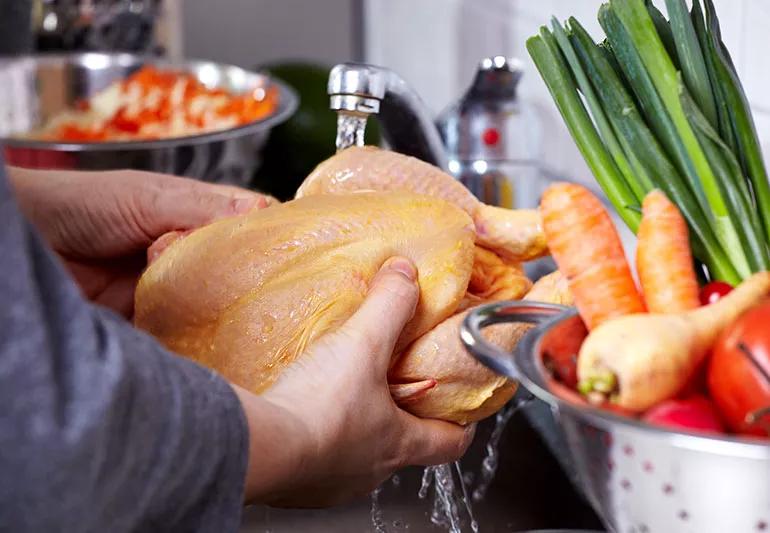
[2,162,472,524]
[0,166,249,531]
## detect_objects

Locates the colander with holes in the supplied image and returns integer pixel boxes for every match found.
[461,301,770,533]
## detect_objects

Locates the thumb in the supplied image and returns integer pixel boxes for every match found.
[339,257,419,372]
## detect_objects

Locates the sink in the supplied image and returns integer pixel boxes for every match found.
[240,400,604,532]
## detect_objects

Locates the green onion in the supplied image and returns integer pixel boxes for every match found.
[568,16,739,283]
[550,17,645,204]
[701,0,770,244]
[609,0,750,277]
[526,29,641,231]
[527,0,769,284]
[665,0,718,127]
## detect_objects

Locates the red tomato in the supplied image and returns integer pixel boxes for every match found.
[699,281,733,305]
[708,301,770,436]
[643,395,725,434]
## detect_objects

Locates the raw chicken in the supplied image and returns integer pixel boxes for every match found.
[297,146,548,262]
[134,148,567,424]
[136,192,477,394]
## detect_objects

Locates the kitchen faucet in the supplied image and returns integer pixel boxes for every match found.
[327,63,449,170]
[327,58,544,212]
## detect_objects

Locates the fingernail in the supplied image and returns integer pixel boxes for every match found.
[232,196,258,214]
[385,257,417,281]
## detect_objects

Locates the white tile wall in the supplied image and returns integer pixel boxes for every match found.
[364,0,770,258]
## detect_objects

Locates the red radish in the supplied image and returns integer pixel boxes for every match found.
[699,281,733,305]
[643,395,725,434]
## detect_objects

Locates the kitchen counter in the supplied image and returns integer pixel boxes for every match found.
[240,400,604,532]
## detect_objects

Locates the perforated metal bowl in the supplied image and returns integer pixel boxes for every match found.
[461,301,770,533]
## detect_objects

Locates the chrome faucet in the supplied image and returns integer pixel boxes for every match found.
[327,63,449,170]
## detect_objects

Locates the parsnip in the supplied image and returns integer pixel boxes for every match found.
[578,271,770,411]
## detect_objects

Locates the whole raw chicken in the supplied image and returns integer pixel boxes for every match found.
[135,147,568,424]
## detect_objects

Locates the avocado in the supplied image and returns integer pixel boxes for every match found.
[251,62,381,200]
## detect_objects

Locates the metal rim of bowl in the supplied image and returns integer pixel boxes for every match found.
[0,52,299,152]
[515,307,770,458]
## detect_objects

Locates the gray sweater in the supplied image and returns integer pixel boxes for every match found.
[0,160,248,532]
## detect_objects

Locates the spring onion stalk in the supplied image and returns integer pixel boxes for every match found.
[644,0,680,70]
[664,0,718,127]
[599,5,707,210]
[690,0,738,154]
[701,0,770,244]
[526,30,641,231]
[682,93,770,272]
[549,18,645,204]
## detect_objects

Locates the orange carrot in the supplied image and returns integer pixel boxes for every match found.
[636,190,701,313]
[540,182,646,329]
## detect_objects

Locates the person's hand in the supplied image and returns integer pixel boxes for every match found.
[232,257,475,507]
[8,167,273,317]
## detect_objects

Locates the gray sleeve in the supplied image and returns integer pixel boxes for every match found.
[0,163,249,533]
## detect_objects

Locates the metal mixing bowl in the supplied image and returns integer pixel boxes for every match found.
[0,53,298,187]
[461,302,770,533]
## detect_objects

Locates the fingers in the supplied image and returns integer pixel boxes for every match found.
[399,413,476,466]
[134,172,273,237]
[339,257,419,372]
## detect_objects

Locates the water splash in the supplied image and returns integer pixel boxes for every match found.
[335,112,368,151]
[418,463,478,533]
[472,401,521,502]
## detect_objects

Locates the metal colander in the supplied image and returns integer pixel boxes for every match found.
[461,302,770,533]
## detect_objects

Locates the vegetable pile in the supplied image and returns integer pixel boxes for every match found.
[29,66,280,143]
[540,182,770,439]
[527,0,770,286]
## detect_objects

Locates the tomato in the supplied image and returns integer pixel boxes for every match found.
[699,281,733,305]
[643,395,725,435]
[708,301,770,436]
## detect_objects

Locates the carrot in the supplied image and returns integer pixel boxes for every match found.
[540,182,646,329]
[636,190,701,313]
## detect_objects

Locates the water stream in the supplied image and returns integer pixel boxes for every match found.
[335,112,368,151]
[472,401,522,502]
[369,398,531,532]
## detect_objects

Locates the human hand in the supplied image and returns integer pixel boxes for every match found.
[8,167,273,317]
[233,257,475,507]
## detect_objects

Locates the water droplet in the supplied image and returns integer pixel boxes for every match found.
[391,474,400,487]
[370,486,387,533]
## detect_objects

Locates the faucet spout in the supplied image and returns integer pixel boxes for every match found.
[328,63,448,170]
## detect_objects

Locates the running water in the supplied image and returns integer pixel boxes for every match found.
[335,112,368,151]
[418,463,479,533]
[370,485,387,533]
[472,401,522,501]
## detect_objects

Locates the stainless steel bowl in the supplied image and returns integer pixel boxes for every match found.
[0,53,298,187]
[461,302,770,533]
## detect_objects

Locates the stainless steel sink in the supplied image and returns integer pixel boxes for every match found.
[240,399,604,532]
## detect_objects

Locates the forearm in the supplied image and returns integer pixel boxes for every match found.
[0,161,250,531]
[231,384,309,504]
